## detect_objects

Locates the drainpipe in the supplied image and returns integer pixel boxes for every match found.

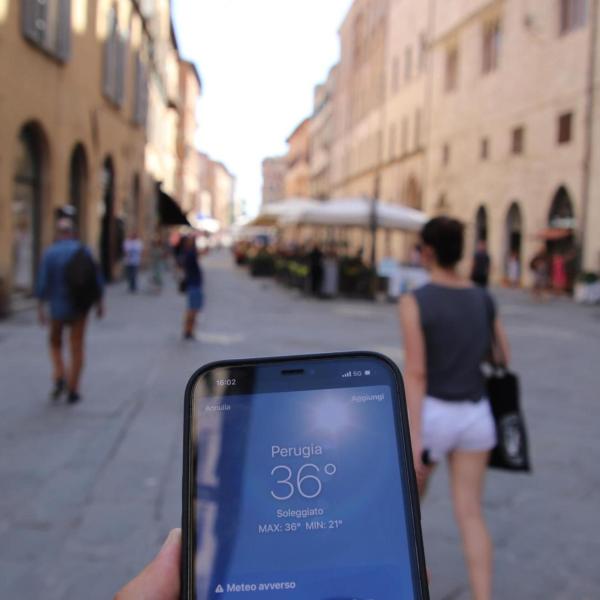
[581,0,599,272]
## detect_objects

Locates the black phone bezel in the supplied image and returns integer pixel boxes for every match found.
[181,351,429,599]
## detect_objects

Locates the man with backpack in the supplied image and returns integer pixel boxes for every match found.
[36,218,104,404]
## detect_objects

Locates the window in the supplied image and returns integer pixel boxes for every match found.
[418,32,427,72]
[482,19,502,74]
[558,112,573,143]
[442,143,451,166]
[401,118,409,154]
[405,46,413,82]
[414,109,422,149]
[21,0,71,61]
[103,6,126,106]
[389,124,397,158]
[391,56,400,94]
[481,137,489,160]
[132,54,149,126]
[445,47,459,92]
[512,126,525,154]
[560,0,588,34]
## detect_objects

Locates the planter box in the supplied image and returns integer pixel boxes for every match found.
[574,282,600,304]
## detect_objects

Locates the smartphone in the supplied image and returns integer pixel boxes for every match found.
[182,352,429,599]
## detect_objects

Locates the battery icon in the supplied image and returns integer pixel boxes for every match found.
[364,370,371,376]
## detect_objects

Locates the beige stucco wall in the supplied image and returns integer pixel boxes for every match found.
[0,0,146,299]
[583,1,600,273]
[262,156,287,205]
[426,0,593,283]
[285,118,311,198]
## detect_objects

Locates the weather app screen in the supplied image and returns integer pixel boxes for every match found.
[193,385,416,599]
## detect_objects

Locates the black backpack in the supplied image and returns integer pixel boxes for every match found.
[65,247,101,313]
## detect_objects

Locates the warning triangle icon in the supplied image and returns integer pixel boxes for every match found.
[215,584,224,593]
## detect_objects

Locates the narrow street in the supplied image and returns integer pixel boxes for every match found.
[1,250,599,599]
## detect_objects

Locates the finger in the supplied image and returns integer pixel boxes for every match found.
[115,529,181,600]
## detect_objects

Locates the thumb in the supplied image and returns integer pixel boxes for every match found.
[115,529,181,600]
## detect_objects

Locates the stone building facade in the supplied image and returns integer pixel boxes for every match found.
[311,0,599,280]
[175,60,202,214]
[284,117,311,198]
[211,161,236,228]
[309,66,338,200]
[142,1,181,227]
[196,153,236,228]
[261,156,287,206]
[0,0,207,312]
[330,0,389,200]
[0,0,150,302]
[425,0,600,281]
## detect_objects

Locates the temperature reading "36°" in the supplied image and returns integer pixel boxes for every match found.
[270,463,337,500]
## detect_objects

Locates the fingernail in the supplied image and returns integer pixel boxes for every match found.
[160,528,181,553]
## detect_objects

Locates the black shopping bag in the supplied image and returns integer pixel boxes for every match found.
[487,370,531,472]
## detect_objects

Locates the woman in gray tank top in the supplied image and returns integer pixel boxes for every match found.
[399,217,510,600]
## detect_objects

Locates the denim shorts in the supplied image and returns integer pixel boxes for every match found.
[187,286,204,311]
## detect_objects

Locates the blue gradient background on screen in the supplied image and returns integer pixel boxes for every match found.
[195,385,416,599]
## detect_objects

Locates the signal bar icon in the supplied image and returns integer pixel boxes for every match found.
[341,371,352,378]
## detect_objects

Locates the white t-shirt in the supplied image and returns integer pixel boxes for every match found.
[124,238,143,266]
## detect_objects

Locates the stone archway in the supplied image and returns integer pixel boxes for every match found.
[547,185,577,290]
[548,185,575,229]
[12,121,49,297]
[505,202,523,283]
[475,205,488,243]
[99,156,116,281]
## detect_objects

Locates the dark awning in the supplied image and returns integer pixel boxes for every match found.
[158,189,190,226]
[535,228,573,241]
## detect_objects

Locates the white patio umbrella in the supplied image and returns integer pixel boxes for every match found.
[247,198,322,226]
[280,197,427,232]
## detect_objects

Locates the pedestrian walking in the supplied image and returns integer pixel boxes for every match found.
[180,236,204,341]
[308,244,324,297]
[36,218,104,404]
[470,240,491,287]
[399,217,510,600]
[123,230,143,293]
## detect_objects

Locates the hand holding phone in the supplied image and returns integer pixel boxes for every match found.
[182,352,429,599]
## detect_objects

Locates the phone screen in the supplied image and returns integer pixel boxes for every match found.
[186,354,425,599]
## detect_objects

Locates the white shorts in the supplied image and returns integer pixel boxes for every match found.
[422,396,497,463]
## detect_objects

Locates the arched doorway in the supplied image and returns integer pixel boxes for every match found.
[505,202,523,284]
[475,205,488,243]
[99,157,116,281]
[548,186,575,229]
[12,122,47,296]
[69,143,88,238]
[548,185,577,291]
[125,172,140,233]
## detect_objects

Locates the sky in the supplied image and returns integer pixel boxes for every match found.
[172,0,354,218]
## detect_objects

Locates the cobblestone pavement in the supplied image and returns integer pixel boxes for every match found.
[0,250,599,599]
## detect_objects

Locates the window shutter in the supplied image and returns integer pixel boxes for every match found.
[141,65,149,128]
[133,54,141,123]
[103,34,114,99]
[22,0,47,45]
[133,55,149,126]
[115,36,126,106]
[56,0,71,62]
